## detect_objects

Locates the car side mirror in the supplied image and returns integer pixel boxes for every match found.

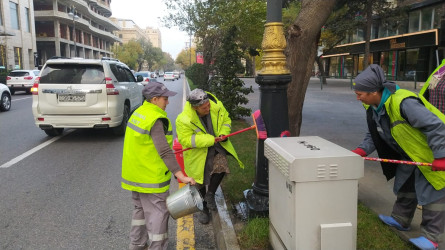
[136,75,143,82]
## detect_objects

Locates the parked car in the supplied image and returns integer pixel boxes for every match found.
[0,83,11,111]
[6,69,40,94]
[32,57,144,136]
[405,70,416,80]
[173,71,180,79]
[164,72,175,81]
[134,71,151,85]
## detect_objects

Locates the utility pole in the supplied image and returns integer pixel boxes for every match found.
[68,6,79,57]
[189,33,192,67]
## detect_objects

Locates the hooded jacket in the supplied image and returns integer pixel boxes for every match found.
[176,92,244,184]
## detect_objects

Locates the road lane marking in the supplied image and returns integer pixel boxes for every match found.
[176,182,196,249]
[0,129,74,168]
[12,96,32,101]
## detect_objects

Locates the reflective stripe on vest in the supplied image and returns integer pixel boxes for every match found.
[128,122,151,135]
[128,122,173,136]
[122,179,170,189]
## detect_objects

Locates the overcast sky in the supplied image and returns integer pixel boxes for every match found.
[110,0,189,59]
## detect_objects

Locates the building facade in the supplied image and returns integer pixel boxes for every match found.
[34,0,121,66]
[143,27,161,49]
[0,0,37,70]
[111,18,161,49]
[322,0,445,82]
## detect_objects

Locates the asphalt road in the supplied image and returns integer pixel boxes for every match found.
[0,77,215,250]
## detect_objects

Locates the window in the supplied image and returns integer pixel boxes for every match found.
[0,45,6,68]
[0,4,3,26]
[352,28,364,43]
[9,2,19,30]
[14,47,22,69]
[409,6,441,32]
[409,10,420,32]
[24,7,30,32]
[421,7,433,30]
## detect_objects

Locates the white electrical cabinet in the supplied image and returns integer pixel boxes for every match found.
[265,136,364,250]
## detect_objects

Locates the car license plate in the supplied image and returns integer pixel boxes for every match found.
[58,94,85,102]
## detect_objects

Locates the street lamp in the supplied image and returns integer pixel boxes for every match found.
[243,0,291,217]
[68,6,79,57]
[189,33,192,67]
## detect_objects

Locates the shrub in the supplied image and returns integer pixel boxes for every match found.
[209,26,253,119]
[185,63,209,90]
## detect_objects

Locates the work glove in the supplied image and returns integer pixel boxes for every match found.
[352,148,367,157]
[432,158,445,171]
[215,135,227,143]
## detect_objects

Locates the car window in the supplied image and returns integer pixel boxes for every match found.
[123,68,136,82]
[109,64,127,82]
[34,71,40,76]
[10,71,29,77]
[39,64,105,84]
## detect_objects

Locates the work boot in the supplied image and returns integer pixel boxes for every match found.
[205,192,216,211]
[198,207,210,224]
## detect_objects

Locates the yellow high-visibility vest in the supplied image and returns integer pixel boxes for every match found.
[121,101,173,193]
[384,89,445,190]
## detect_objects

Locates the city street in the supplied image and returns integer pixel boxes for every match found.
[0,77,215,250]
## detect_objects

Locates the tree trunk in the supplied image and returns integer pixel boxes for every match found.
[286,0,337,136]
[315,56,326,85]
[364,0,373,69]
[252,56,256,76]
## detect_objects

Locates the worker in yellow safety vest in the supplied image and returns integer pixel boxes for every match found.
[121,82,196,250]
[176,89,243,224]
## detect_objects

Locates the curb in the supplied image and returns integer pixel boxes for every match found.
[212,186,241,250]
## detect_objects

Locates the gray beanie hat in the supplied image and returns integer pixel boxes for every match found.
[353,64,397,93]
[187,89,209,106]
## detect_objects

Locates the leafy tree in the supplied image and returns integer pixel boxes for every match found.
[286,0,337,136]
[176,47,196,69]
[162,0,266,78]
[161,52,176,72]
[111,40,143,70]
[185,63,207,89]
[343,0,405,69]
[134,39,165,72]
[208,26,253,119]
[146,47,164,71]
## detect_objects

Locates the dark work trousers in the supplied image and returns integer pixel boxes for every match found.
[198,173,225,203]
[391,174,445,243]
[129,191,169,250]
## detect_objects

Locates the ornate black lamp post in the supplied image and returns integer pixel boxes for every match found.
[244,0,291,217]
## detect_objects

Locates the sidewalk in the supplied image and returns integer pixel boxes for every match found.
[193,76,433,249]
[240,77,442,248]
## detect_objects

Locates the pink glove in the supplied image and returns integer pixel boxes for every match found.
[432,158,445,171]
[352,148,367,157]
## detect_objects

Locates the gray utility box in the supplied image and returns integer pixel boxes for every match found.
[265,136,364,250]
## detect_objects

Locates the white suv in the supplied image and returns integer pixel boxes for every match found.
[32,57,144,136]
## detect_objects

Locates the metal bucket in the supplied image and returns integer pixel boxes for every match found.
[167,184,203,219]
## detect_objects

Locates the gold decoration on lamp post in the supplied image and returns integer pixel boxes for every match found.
[258,22,290,75]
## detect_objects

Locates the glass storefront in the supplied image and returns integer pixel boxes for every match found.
[328,56,338,77]
[325,48,422,81]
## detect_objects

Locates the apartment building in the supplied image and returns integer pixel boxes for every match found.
[34,0,121,66]
[322,0,445,82]
[143,27,161,48]
[0,0,37,70]
[111,18,162,49]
